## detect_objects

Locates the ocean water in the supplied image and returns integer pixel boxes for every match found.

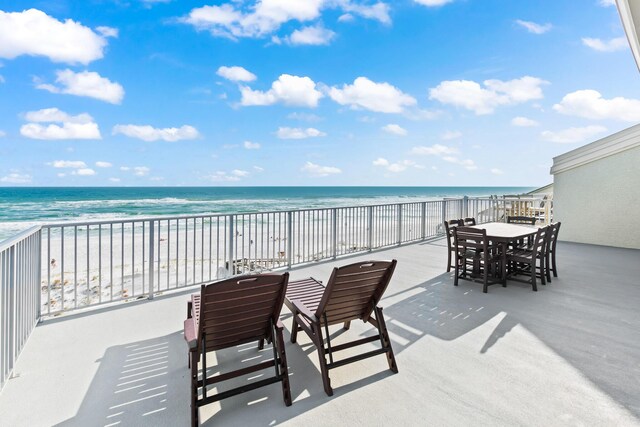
[0,186,532,240]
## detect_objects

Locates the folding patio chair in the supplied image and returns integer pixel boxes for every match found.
[285,260,398,396]
[184,273,292,426]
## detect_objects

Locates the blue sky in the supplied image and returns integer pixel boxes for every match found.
[0,0,638,187]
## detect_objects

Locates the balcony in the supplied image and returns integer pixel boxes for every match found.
[0,238,638,426]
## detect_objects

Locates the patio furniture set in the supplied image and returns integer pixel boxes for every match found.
[444,216,561,293]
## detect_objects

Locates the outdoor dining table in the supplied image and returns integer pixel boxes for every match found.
[469,222,538,284]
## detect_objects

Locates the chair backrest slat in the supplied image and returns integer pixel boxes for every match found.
[444,219,464,251]
[453,226,489,253]
[198,273,289,351]
[316,260,397,325]
[464,217,476,226]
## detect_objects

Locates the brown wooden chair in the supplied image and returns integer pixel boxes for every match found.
[184,274,292,426]
[285,260,398,396]
[464,217,476,226]
[506,227,548,291]
[452,227,501,293]
[507,215,536,225]
[444,219,464,272]
[545,222,561,281]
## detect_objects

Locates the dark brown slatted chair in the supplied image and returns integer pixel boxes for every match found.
[464,217,477,226]
[444,219,464,272]
[506,226,548,291]
[285,260,398,396]
[452,227,501,293]
[184,274,292,426]
[545,222,561,281]
[507,215,536,225]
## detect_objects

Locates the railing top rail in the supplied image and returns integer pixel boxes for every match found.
[0,225,41,251]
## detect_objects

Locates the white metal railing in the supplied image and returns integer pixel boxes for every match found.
[37,195,549,315]
[0,194,551,321]
[0,226,41,391]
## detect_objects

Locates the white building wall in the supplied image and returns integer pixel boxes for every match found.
[553,144,640,249]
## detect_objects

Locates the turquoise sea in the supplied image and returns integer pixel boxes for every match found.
[0,186,533,240]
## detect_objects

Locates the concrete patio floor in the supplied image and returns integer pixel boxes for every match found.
[0,238,639,426]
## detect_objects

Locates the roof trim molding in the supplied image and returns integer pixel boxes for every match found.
[551,123,640,175]
[617,0,640,72]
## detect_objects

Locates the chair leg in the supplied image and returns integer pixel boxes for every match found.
[447,249,452,272]
[343,321,351,330]
[482,260,488,293]
[190,350,199,427]
[454,255,459,286]
[375,307,398,373]
[530,261,537,292]
[540,257,546,286]
[258,339,264,350]
[552,251,558,277]
[314,325,333,396]
[275,325,292,406]
[545,253,552,283]
[290,312,299,344]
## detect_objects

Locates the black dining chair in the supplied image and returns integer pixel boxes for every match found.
[444,219,464,272]
[452,226,501,293]
[506,226,548,291]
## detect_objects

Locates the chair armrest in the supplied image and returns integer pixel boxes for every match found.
[290,299,318,323]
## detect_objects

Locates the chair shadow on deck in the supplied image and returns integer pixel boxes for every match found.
[55,331,189,427]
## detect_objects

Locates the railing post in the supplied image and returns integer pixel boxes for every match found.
[36,230,41,320]
[441,200,447,228]
[421,201,426,239]
[148,221,154,300]
[228,215,234,276]
[367,206,373,251]
[397,204,402,245]
[463,196,469,219]
[286,211,293,268]
[9,245,15,366]
[331,208,337,259]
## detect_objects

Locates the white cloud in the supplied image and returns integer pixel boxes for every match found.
[232,169,249,177]
[287,112,323,122]
[276,127,326,139]
[241,74,323,107]
[109,177,121,183]
[0,130,6,137]
[553,89,640,122]
[382,124,407,136]
[133,166,150,176]
[511,116,539,127]
[599,0,615,6]
[36,69,124,104]
[414,0,454,6]
[20,108,101,140]
[243,140,261,149]
[180,1,389,40]
[338,13,354,22]
[113,124,200,141]
[286,25,336,45]
[441,130,462,140]
[301,161,341,177]
[490,168,504,175]
[515,20,552,34]
[95,26,118,38]
[120,166,130,171]
[253,166,265,172]
[57,173,66,178]
[72,168,96,176]
[0,9,109,64]
[429,76,547,115]
[95,161,112,168]
[541,125,607,143]
[582,37,627,52]
[373,158,416,173]
[329,77,417,113]
[410,144,458,156]
[217,65,257,82]
[51,160,87,168]
[443,156,477,170]
[339,1,391,25]
[0,173,31,184]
